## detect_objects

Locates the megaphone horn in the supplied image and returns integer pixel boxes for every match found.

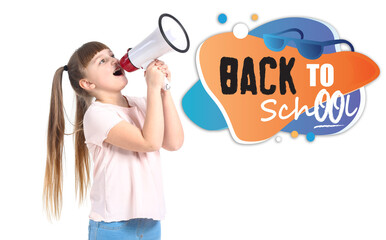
[120,13,190,90]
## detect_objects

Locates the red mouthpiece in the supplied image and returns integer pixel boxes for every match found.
[119,48,139,72]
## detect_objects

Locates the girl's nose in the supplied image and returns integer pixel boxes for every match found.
[111,57,119,65]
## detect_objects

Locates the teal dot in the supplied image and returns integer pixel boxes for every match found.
[218,13,227,24]
[306,132,315,142]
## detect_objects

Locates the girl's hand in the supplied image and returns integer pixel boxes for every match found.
[154,59,171,82]
[144,59,165,90]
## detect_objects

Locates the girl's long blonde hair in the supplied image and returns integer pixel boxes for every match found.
[43,41,109,221]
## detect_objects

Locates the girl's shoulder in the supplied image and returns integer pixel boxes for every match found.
[83,103,119,124]
[85,100,114,114]
[126,95,147,113]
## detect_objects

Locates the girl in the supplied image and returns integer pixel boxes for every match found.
[43,41,184,240]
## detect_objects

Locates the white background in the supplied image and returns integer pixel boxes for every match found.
[0,0,385,239]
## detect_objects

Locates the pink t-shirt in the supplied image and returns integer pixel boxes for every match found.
[83,95,166,222]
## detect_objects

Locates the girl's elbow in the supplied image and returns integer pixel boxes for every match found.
[146,140,163,152]
[177,137,184,150]
[177,134,184,150]
[170,138,184,151]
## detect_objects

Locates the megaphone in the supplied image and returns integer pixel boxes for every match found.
[120,13,190,90]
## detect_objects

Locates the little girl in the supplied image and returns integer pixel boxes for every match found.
[43,41,184,240]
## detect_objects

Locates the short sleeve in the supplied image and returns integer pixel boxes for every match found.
[83,106,124,148]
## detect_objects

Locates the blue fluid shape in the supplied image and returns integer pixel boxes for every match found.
[182,80,227,130]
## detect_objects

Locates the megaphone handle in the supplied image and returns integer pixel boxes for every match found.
[163,77,171,91]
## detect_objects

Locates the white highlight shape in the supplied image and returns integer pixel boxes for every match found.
[233,23,249,39]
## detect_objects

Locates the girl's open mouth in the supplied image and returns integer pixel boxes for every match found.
[113,67,123,76]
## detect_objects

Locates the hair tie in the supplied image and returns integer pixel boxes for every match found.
[63,65,68,71]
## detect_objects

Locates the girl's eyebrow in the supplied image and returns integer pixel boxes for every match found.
[93,51,114,64]
[92,53,103,64]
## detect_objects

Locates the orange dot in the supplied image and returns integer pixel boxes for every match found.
[251,14,258,21]
[291,131,299,138]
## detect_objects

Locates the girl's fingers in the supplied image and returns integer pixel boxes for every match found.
[160,68,169,73]
[164,69,171,81]
[145,61,157,73]
[154,60,170,80]
[157,65,168,70]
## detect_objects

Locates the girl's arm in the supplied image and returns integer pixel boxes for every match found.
[105,60,165,152]
[155,59,183,151]
[160,89,184,151]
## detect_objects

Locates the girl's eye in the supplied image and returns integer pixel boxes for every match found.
[99,59,105,64]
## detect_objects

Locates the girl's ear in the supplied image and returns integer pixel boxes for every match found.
[79,78,96,90]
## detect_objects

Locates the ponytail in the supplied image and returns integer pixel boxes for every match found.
[42,67,92,221]
[43,66,66,221]
[73,95,91,205]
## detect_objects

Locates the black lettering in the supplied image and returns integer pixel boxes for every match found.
[279,57,296,95]
[260,57,277,95]
[240,57,257,95]
[220,57,238,94]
